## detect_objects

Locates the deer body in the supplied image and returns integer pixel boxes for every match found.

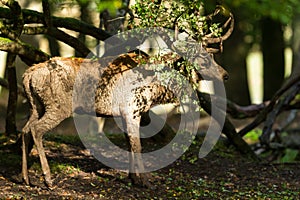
[22,50,228,188]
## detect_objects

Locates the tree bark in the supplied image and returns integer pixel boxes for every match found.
[75,0,92,57]
[291,12,300,78]
[1,0,24,136]
[0,37,50,65]
[261,17,285,101]
[215,11,251,105]
[5,54,18,136]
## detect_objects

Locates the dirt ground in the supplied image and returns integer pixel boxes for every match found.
[0,134,299,199]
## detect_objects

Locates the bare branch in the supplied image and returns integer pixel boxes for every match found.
[0,0,23,36]
[260,82,300,145]
[47,27,92,57]
[197,91,259,160]
[227,100,268,119]
[22,26,46,35]
[0,21,22,42]
[0,7,116,43]
[238,74,300,137]
[22,26,92,57]
[0,36,50,65]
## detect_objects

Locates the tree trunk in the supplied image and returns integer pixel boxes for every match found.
[5,54,18,136]
[215,13,251,105]
[291,12,300,77]
[261,17,285,101]
[75,0,92,57]
[4,0,23,136]
[46,35,60,57]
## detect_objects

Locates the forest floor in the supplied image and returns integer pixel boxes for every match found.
[0,128,299,200]
[0,94,299,199]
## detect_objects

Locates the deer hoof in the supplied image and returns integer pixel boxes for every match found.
[44,178,53,189]
[22,176,30,186]
[130,173,156,189]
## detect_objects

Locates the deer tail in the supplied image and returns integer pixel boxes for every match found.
[22,71,38,133]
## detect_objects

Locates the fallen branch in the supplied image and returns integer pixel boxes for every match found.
[197,91,259,161]
[227,100,268,119]
[238,74,300,137]
[260,82,300,144]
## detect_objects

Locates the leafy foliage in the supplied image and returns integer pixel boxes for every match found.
[223,0,300,24]
[94,0,123,15]
[130,0,224,42]
[128,0,229,88]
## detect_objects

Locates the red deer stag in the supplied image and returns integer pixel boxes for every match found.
[22,15,233,189]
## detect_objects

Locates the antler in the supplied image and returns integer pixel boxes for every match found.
[201,6,234,54]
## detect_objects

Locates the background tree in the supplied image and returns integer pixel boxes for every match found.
[215,6,252,105]
[220,0,300,103]
[75,0,92,57]
[261,17,285,101]
[292,12,300,75]
[2,0,24,136]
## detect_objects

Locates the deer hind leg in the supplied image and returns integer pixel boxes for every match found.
[22,109,39,185]
[22,131,31,185]
[122,113,152,188]
[27,108,68,188]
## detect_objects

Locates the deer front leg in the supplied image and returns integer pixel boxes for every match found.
[127,136,153,188]
[124,115,152,188]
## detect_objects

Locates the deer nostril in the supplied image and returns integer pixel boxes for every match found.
[223,73,229,81]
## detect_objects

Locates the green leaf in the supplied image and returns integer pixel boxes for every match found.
[280,149,299,163]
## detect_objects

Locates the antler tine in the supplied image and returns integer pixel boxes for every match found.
[201,7,234,53]
[205,47,221,54]
[219,12,234,41]
[205,5,222,21]
[202,13,234,44]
